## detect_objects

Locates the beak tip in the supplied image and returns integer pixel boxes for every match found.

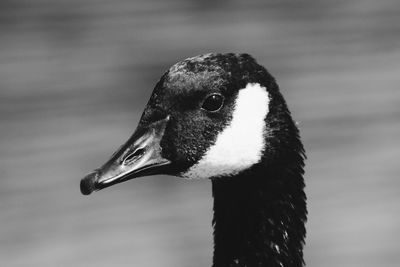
[80,172,98,195]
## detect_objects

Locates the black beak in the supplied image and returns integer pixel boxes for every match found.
[80,117,171,195]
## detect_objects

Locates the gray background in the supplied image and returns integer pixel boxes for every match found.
[1,1,399,266]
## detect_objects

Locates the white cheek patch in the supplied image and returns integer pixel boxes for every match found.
[182,83,270,179]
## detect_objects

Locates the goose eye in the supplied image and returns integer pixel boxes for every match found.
[201,94,224,112]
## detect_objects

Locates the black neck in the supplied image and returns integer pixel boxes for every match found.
[211,160,306,267]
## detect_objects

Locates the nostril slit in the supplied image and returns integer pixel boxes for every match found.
[123,148,145,164]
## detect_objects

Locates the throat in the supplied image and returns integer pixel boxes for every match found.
[211,167,306,267]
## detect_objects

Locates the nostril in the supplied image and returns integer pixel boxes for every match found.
[123,148,145,164]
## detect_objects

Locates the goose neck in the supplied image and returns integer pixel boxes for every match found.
[211,167,306,267]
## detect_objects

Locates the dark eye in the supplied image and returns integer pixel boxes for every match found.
[201,93,224,112]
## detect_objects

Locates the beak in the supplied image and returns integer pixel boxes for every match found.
[80,116,171,195]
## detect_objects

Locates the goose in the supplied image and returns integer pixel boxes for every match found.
[80,53,307,267]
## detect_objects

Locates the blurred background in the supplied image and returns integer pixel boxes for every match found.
[1,0,399,266]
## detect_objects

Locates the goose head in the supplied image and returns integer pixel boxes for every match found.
[80,53,300,194]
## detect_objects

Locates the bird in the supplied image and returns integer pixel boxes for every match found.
[80,53,307,267]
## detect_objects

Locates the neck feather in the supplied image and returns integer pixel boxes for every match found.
[211,151,306,267]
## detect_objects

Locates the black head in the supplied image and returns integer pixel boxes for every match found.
[80,53,301,194]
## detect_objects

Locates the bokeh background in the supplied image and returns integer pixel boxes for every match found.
[1,1,399,266]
